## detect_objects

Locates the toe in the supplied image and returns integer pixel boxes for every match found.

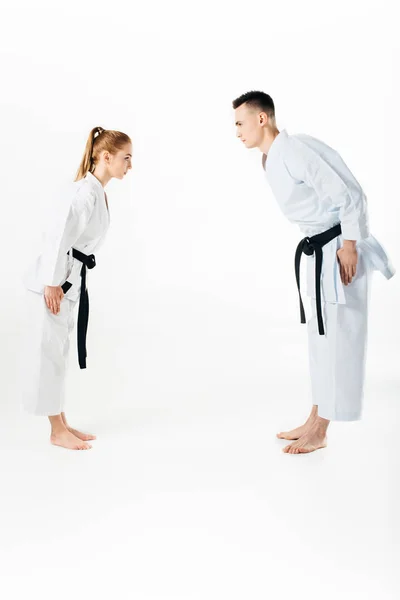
[81,433,96,441]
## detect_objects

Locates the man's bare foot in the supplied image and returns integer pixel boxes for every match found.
[277,422,314,440]
[283,420,328,454]
[277,406,318,440]
[50,429,92,450]
[61,412,96,441]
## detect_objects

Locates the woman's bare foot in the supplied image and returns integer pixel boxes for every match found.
[50,429,92,450]
[283,418,329,454]
[277,405,318,440]
[48,413,92,450]
[66,428,96,441]
[61,412,96,441]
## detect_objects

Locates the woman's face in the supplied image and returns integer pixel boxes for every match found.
[106,142,133,179]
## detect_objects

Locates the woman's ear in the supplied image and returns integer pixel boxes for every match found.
[101,150,111,164]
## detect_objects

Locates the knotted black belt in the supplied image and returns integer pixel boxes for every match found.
[61,248,96,369]
[294,224,342,336]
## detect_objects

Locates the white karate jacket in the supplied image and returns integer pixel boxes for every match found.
[262,130,395,303]
[24,171,110,301]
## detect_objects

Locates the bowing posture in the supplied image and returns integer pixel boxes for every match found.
[22,127,132,450]
[233,91,395,454]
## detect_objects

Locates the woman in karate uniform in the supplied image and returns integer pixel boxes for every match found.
[22,127,132,450]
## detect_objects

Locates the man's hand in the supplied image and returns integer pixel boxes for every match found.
[44,285,64,315]
[337,240,358,286]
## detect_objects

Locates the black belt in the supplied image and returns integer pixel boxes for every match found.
[61,248,96,369]
[294,224,342,336]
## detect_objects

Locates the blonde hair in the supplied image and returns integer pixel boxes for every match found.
[75,127,132,181]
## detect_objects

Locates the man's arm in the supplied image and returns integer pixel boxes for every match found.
[284,138,368,284]
[284,138,369,242]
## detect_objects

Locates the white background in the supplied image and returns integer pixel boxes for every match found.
[0,1,399,598]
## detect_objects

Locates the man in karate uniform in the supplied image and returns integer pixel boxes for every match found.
[233,91,395,454]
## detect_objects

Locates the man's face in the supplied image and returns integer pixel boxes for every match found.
[235,103,264,149]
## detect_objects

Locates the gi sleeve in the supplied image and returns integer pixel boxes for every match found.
[283,138,369,241]
[41,183,96,287]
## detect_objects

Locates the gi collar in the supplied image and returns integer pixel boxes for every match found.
[85,171,105,190]
[262,129,288,170]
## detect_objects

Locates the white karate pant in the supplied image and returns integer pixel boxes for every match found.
[308,253,371,421]
[21,290,77,416]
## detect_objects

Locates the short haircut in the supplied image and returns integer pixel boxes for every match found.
[232,91,275,117]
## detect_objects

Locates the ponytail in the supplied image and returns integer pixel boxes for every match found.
[75,127,106,181]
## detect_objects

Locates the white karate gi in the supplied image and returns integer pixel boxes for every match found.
[22,171,110,416]
[262,130,395,421]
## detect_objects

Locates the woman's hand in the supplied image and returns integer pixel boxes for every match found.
[337,240,358,286]
[44,285,64,315]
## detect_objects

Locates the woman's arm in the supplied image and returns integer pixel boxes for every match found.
[41,184,96,288]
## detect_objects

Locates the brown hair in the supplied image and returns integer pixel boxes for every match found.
[75,127,132,181]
